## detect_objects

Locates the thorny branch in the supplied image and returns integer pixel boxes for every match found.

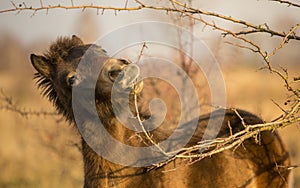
[143,104,300,170]
[267,23,300,60]
[136,42,148,63]
[1,0,300,41]
[166,1,299,102]
[132,42,170,156]
[269,0,300,8]
[0,89,58,118]
[134,93,170,157]
[1,1,299,96]
[131,31,299,171]
[130,0,299,167]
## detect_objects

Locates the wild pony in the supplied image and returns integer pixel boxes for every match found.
[30,35,291,188]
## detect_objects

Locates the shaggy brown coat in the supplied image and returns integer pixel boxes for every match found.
[30,35,291,188]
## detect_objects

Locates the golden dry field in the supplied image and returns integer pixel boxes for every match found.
[0,36,299,188]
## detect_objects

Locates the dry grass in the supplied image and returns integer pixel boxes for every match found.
[0,72,83,188]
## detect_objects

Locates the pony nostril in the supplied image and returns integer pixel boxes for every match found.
[119,59,131,65]
[108,69,123,82]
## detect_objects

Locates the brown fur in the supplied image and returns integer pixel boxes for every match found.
[31,35,291,188]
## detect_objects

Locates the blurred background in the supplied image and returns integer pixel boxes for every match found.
[0,0,299,187]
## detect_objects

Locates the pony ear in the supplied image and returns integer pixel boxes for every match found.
[71,35,84,45]
[30,54,51,78]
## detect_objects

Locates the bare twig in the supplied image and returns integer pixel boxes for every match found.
[0,89,58,118]
[1,3,142,14]
[151,115,299,169]
[224,41,259,53]
[168,0,300,40]
[1,1,300,41]
[273,154,289,186]
[133,42,169,157]
[136,42,148,63]
[266,23,300,60]
[133,93,170,157]
[232,108,247,128]
[283,99,300,119]
[271,99,288,115]
[168,0,299,99]
[269,0,300,8]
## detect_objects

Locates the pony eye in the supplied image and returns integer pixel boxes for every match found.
[66,72,77,86]
[67,75,76,86]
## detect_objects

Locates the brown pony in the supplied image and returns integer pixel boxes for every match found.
[30,35,291,188]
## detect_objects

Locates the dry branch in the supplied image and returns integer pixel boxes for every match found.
[168,0,300,40]
[0,89,58,118]
[269,0,300,8]
[267,23,300,60]
[132,37,299,171]
[1,0,300,41]
[136,42,148,63]
[166,0,299,101]
[145,103,300,170]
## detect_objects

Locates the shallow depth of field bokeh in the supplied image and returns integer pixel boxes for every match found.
[0,2,300,187]
[1,34,299,188]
